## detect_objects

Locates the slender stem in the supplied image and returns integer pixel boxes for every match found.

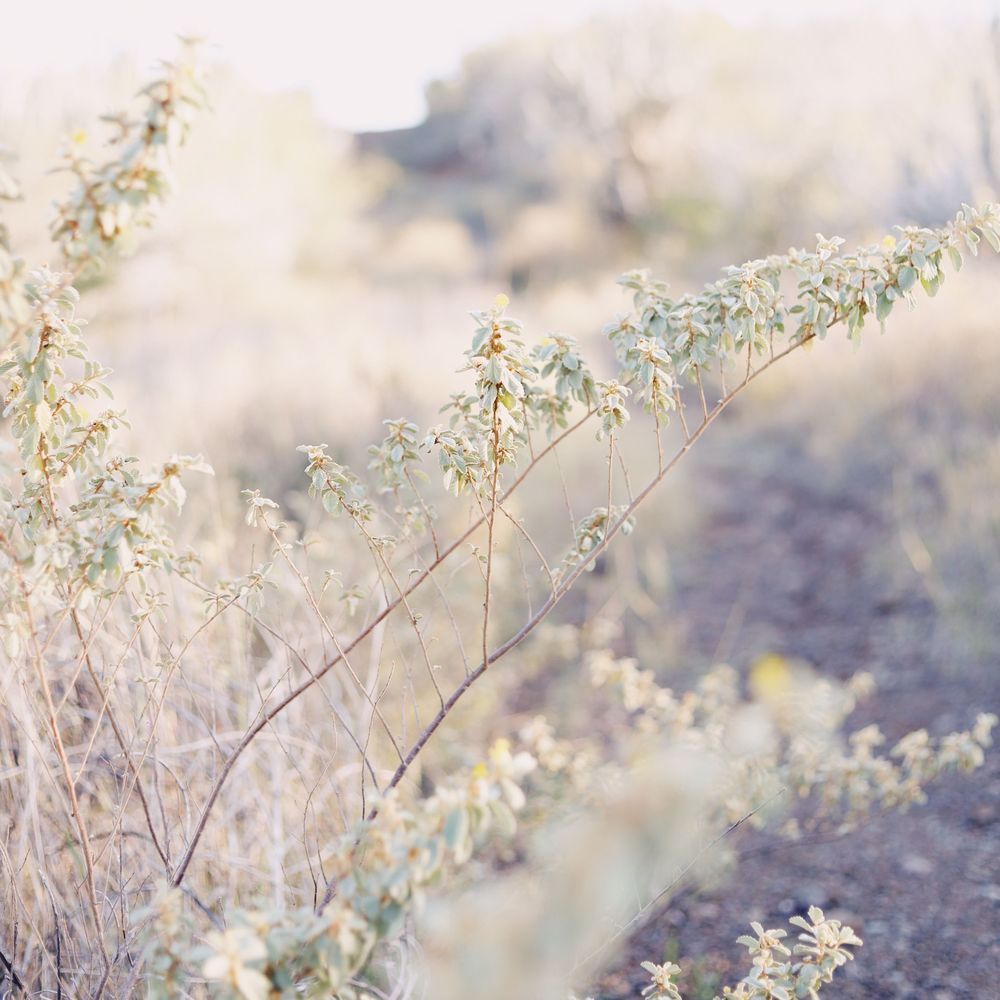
[354,512,445,709]
[265,516,404,759]
[481,397,502,673]
[653,406,664,476]
[673,387,690,440]
[12,558,108,969]
[26,455,113,967]
[498,502,556,596]
[0,944,24,994]
[404,469,441,561]
[695,366,710,420]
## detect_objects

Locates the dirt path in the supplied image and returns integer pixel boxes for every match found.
[594,432,1000,999]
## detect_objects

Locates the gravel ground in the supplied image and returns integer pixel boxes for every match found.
[592,428,1000,999]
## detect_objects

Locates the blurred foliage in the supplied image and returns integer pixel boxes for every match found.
[358,9,1000,286]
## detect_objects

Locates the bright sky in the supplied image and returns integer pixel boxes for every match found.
[3,0,998,131]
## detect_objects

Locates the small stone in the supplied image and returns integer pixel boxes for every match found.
[966,802,998,829]
[900,854,934,876]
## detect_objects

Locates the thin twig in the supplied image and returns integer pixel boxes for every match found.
[481,396,502,674]
[0,943,24,994]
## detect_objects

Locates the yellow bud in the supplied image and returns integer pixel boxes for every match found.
[881,235,897,252]
[494,293,510,310]
[749,653,792,701]
[471,762,488,780]
[71,129,87,145]
[488,738,511,761]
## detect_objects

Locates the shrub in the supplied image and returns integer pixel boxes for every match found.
[0,47,995,999]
